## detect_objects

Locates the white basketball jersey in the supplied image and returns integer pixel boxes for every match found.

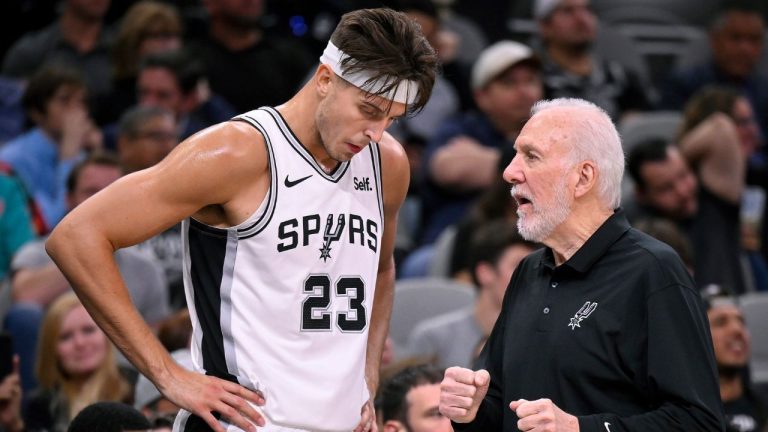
[175,107,384,432]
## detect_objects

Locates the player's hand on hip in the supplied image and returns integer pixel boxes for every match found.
[510,398,580,432]
[354,398,377,432]
[159,366,266,432]
[439,367,490,423]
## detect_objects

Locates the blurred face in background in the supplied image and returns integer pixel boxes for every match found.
[119,113,178,173]
[731,97,762,157]
[404,384,453,432]
[205,0,264,28]
[56,305,109,378]
[708,303,750,372]
[138,67,185,117]
[711,11,765,79]
[475,63,543,134]
[67,0,110,21]
[68,163,122,209]
[636,147,698,221]
[34,84,89,140]
[540,0,597,51]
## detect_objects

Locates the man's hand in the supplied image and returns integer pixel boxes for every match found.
[510,398,579,432]
[158,365,266,432]
[354,398,377,432]
[439,367,490,423]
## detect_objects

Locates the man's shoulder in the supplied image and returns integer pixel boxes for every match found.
[410,307,476,341]
[618,228,693,288]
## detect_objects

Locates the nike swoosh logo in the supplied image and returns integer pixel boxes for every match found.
[284,174,312,188]
[604,422,612,431]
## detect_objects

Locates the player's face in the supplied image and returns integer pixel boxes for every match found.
[405,383,453,432]
[708,304,750,369]
[637,148,698,221]
[505,112,575,242]
[56,305,109,378]
[316,74,406,162]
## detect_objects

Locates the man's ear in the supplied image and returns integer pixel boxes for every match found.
[383,420,405,432]
[474,262,496,288]
[573,160,597,199]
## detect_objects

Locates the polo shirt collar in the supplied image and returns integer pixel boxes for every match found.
[540,208,631,274]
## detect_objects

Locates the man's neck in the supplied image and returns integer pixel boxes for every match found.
[210,21,262,52]
[276,87,338,173]
[546,205,613,266]
[720,374,744,402]
[60,10,102,53]
[547,44,593,76]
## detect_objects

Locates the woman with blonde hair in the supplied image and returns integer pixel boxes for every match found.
[24,292,131,431]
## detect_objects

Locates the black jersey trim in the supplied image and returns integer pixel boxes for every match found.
[186,223,240,386]
[230,114,279,238]
[261,107,351,183]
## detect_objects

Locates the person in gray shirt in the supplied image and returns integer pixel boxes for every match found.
[406,220,536,368]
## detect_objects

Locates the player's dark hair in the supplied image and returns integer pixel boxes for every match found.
[329,8,438,115]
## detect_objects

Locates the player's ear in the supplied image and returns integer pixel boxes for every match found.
[315,64,334,97]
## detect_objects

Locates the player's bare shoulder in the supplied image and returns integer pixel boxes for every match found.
[377,132,410,205]
[173,120,269,178]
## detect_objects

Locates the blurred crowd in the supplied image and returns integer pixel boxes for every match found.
[1,0,767,431]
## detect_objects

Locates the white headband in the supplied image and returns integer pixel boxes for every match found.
[319,41,419,106]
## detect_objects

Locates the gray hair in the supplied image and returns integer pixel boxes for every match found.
[531,98,625,209]
[118,105,175,138]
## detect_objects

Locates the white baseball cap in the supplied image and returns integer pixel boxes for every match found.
[471,40,540,90]
[533,0,563,20]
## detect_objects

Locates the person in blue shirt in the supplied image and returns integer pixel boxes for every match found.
[0,67,101,228]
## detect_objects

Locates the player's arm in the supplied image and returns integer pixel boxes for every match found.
[356,132,410,430]
[46,121,267,432]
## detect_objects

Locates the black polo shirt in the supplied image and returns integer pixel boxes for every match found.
[454,210,725,432]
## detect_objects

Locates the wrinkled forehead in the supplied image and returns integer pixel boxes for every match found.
[516,110,576,153]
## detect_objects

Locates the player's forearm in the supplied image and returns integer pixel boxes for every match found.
[365,262,395,391]
[45,221,175,384]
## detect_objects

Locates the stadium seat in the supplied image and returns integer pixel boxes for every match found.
[740,292,768,383]
[619,110,682,152]
[389,277,475,351]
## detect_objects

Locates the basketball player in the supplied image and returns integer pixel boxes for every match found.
[45,8,437,432]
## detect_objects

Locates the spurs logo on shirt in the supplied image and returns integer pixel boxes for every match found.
[568,301,598,330]
[178,107,384,431]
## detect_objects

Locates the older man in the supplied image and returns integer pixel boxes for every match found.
[439,99,724,431]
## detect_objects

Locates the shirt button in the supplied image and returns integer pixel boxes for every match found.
[551,281,559,288]
[543,307,550,314]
